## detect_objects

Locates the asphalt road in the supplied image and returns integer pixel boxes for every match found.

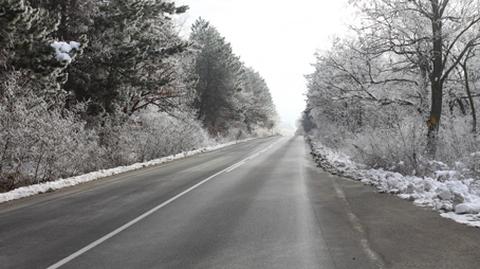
[1,136,480,269]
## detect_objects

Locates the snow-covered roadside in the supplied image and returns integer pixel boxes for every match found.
[0,138,255,204]
[307,136,480,228]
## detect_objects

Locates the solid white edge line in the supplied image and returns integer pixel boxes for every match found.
[46,138,282,269]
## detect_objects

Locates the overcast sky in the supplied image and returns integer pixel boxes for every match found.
[177,0,352,129]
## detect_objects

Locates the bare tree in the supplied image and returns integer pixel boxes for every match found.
[353,0,480,155]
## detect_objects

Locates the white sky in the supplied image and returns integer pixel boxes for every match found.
[176,0,352,129]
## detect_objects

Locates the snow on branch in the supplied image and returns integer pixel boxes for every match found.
[51,41,81,64]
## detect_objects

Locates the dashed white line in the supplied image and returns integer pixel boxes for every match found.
[331,178,386,269]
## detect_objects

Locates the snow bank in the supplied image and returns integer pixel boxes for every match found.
[0,138,254,204]
[308,137,480,228]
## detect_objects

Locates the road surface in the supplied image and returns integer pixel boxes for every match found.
[1,136,480,269]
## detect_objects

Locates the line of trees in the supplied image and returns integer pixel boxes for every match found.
[303,0,480,176]
[190,19,277,137]
[0,0,278,191]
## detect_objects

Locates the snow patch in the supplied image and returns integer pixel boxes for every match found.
[0,138,254,204]
[51,41,80,63]
[455,201,480,214]
[441,212,480,228]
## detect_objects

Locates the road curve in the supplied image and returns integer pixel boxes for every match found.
[1,136,480,269]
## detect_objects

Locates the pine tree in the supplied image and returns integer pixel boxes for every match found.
[0,0,58,74]
[27,0,97,40]
[0,0,75,106]
[240,68,277,133]
[64,0,189,118]
[190,18,245,136]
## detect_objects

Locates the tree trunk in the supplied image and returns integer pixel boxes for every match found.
[461,61,477,133]
[418,55,430,116]
[426,0,444,157]
[427,80,443,156]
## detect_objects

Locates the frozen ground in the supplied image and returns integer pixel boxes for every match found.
[308,137,480,228]
[0,139,253,204]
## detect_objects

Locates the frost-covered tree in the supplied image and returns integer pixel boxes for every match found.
[65,0,189,117]
[0,0,57,73]
[0,0,93,191]
[27,0,97,40]
[305,0,480,176]
[0,0,82,107]
[190,19,278,137]
[352,0,480,155]
[240,68,278,134]
[190,18,247,136]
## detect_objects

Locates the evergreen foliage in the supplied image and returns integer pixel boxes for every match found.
[190,18,278,136]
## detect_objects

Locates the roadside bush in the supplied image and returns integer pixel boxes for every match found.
[309,110,480,179]
[99,109,210,166]
[0,75,101,191]
[345,116,426,175]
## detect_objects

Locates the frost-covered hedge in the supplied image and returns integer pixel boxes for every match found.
[0,76,211,192]
[0,75,98,191]
[99,110,210,167]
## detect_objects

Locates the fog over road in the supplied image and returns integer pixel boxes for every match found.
[1,137,480,269]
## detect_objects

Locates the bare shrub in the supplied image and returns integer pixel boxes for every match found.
[0,74,102,190]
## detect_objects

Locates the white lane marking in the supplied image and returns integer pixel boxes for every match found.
[224,161,246,173]
[46,138,281,269]
[331,179,386,269]
[224,139,283,174]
